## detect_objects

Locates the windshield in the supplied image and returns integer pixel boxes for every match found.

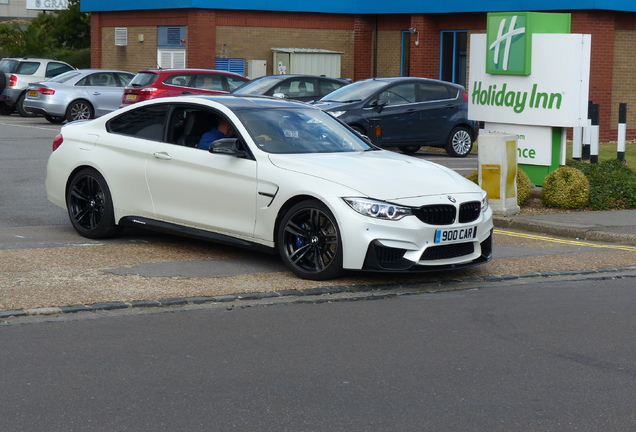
[236,107,373,154]
[48,70,82,83]
[319,79,388,103]
[232,76,284,95]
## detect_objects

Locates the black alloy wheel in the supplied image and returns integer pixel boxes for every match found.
[16,93,38,117]
[66,168,122,239]
[278,200,343,280]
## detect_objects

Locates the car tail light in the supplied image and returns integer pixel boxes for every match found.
[52,134,63,151]
[139,87,167,96]
[462,91,468,102]
[9,74,18,87]
[39,88,55,95]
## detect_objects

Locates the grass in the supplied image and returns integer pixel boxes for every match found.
[566,141,636,171]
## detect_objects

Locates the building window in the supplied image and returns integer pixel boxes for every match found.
[440,31,467,87]
[158,26,185,49]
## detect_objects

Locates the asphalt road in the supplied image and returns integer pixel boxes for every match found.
[2,275,636,431]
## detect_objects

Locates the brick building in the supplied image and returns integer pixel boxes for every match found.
[82,0,636,142]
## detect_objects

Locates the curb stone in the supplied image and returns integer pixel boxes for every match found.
[2,267,636,319]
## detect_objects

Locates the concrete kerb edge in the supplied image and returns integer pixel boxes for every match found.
[2,266,636,319]
[492,215,636,246]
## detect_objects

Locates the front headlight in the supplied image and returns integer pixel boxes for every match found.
[343,197,412,221]
[481,192,489,213]
[328,111,346,118]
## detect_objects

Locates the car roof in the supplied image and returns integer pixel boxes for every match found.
[137,68,245,77]
[359,76,464,88]
[162,94,314,110]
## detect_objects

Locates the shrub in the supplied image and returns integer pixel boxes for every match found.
[465,167,532,206]
[567,159,636,210]
[541,166,589,209]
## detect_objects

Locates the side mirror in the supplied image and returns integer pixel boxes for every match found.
[211,138,247,158]
[273,92,288,99]
[372,99,389,113]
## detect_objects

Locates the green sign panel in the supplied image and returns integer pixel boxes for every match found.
[486,12,571,76]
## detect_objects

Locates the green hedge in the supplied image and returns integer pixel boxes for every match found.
[567,159,636,210]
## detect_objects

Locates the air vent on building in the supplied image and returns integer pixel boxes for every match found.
[115,28,128,46]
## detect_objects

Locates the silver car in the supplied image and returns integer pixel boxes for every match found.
[24,69,134,123]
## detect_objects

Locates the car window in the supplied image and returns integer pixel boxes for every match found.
[193,74,224,91]
[51,71,82,83]
[16,62,40,75]
[164,74,194,87]
[226,75,248,91]
[115,72,134,86]
[130,72,159,86]
[46,62,74,78]
[319,80,344,96]
[88,73,116,86]
[0,59,18,73]
[419,82,452,102]
[108,104,170,141]
[236,107,371,154]
[378,83,416,106]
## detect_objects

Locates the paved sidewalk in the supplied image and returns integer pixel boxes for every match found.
[493,209,636,246]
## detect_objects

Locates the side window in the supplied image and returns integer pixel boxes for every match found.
[46,62,73,78]
[164,74,193,87]
[194,74,224,91]
[226,75,248,91]
[116,73,134,87]
[419,83,452,102]
[320,81,344,96]
[378,83,416,106]
[91,73,115,86]
[16,62,40,75]
[108,104,170,141]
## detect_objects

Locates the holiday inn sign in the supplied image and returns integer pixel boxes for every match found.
[468,12,591,185]
[469,12,589,126]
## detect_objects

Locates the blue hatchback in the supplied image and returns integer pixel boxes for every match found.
[315,77,478,157]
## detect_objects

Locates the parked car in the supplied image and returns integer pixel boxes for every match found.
[0,57,75,117]
[45,94,493,280]
[315,77,478,157]
[232,74,349,102]
[24,69,135,123]
[121,69,249,106]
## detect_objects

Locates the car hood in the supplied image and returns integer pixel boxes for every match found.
[268,150,481,201]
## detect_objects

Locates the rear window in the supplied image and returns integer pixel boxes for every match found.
[129,72,160,87]
[0,59,18,73]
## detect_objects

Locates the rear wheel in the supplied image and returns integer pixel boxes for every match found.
[66,100,94,122]
[277,200,343,280]
[44,114,65,124]
[16,93,37,117]
[445,127,473,157]
[400,145,421,155]
[66,168,122,239]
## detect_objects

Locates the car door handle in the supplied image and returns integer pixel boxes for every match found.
[153,151,172,160]
[446,104,457,109]
[92,92,101,95]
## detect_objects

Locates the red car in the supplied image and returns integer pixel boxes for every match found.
[121,68,249,106]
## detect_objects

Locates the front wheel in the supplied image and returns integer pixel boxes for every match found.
[66,100,94,122]
[66,168,122,239]
[277,200,343,280]
[445,127,473,157]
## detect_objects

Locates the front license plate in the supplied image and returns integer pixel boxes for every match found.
[28,90,38,97]
[435,226,477,244]
[125,94,137,101]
